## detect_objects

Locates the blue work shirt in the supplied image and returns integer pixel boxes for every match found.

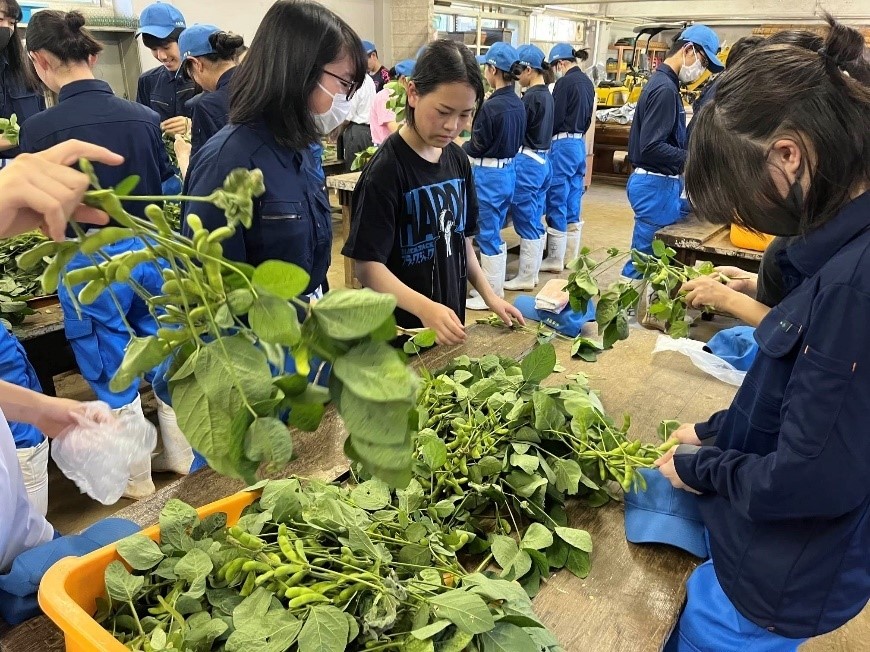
[0,56,44,159]
[521,85,554,151]
[551,67,595,136]
[136,66,196,123]
[676,190,870,639]
[628,64,686,176]
[687,78,717,142]
[19,79,173,220]
[462,86,525,160]
[183,121,332,294]
[190,67,235,158]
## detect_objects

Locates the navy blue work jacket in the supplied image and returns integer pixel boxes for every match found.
[521,85,554,151]
[462,86,525,160]
[190,67,235,158]
[628,64,687,176]
[677,190,870,639]
[136,65,195,123]
[551,67,594,137]
[0,56,44,158]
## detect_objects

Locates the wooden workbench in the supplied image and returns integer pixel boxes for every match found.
[0,325,737,652]
[656,219,765,273]
[11,301,76,397]
[325,171,362,289]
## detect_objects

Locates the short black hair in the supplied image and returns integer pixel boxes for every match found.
[229,0,366,150]
[142,28,183,50]
[26,10,103,63]
[0,0,40,91]
[406,39,484,127]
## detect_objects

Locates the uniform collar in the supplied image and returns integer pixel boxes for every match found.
[781,190,870,285]
[491,85,514,97]
[58,79,113,102]
[657,63,679,87]
[216,67,235,90]
[565,66,582,78]
[244,119,307,169]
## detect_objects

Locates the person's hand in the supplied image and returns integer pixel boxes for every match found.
[654,448,702,494]
[0,140,124,241]
[714,266,756,295]
[672,423,701,446]
[35,395,115,439]
[173,135,192,159]
[484,295,526,328]
[681,275,738,312]
[160,116,190,136]
[419,300,466,346]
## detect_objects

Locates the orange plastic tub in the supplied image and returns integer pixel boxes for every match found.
[730,224,774,252]
[39,490,259,652]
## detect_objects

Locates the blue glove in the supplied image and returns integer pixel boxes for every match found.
[0,518,139,625]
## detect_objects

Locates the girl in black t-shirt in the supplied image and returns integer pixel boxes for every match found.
[343,39,524,345]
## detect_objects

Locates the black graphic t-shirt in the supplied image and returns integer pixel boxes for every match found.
[342,132,479,329]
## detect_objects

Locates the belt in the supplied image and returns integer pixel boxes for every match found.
[634,167,681,180]
[470,157,513,168]
[518,147,548,164]
[553,132,584,141]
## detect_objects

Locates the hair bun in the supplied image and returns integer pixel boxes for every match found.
[822,12,865,67]
[64,11,86,31]
[211,31,245,57]
[573,48,589,62]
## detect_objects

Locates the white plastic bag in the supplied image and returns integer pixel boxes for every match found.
[653,335,747,387]
[51,401,158,505]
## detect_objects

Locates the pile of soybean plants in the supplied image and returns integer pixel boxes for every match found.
[101,478,561,652]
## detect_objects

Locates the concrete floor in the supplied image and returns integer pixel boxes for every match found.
[40,180,864,650]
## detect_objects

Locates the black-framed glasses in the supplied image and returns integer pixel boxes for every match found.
[322,69,358,100]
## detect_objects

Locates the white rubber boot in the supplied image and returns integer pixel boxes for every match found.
[504,238,544,291]
[467,249,507,311]
[117,394,156,500]
[540,228,568,273]
[152,398,193,475]
[565,222,583,269]
[16,438,49,516]
[468,243,505,301]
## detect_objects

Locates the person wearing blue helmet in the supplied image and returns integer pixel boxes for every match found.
[541,43,595,273]
[464,41,526,311]
[363,40,391,93]
[504,44,554,291]
[135,2,196,135]
[621,24,723,281]
[172,25,244,177]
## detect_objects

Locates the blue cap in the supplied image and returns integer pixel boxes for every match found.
[513,295,595,338]
[516,44,546,71]
[394,59,415,78]
[416,45,428,59]
[476,41,519,73]
[624,468,710,559]
[703,325,758,372]
[178,24,220,62]
[362,40,377,55]
[548,42,576,64]
[680,24,724,72]
[137,2,186,39]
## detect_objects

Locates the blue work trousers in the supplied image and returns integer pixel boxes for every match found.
[545,137,586,232]
[0,328,44,447]
[621,172,684,278]
[665,560,807,652]
[473,163,515,256]
[59,237,166,408]
[510,151,551,241]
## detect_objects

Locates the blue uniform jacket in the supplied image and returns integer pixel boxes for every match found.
[551,67,595,136]
[628,64,686,176]
[521,85,554,151]
[19,79,174,220]
[183,121,332,295]
[687,78,717,142]
[136,66,196,123]
[190,68,235,158]
[676,190,870,639]
[462,86,525,160]
[0,56,44,159]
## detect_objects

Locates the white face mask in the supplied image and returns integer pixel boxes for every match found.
[554,64,564,80]
[313,83,352,134]
[678,46,705,83]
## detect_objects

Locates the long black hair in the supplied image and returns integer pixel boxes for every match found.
[1,0,40,91]
[686,14,870,235]
[406,39,484,127]
[25,10,103,63]
[229,0,366,149]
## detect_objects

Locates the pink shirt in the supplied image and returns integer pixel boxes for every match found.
[370,87,398,146]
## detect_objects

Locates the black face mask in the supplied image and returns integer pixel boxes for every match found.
[0,27,13,53]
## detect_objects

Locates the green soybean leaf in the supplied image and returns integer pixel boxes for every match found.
[428,591,495,635]
[479,621,539,652]
[411,619,451,640]
[351,479,391,511]
[297,605,348,652]
[251,260,310,300]
[510,453,539,475]
[418,433,448,471]
[439,629,474,652]
[232,587,271,629]
[652,239,667,258]
[273,374,308,398]
[244,417,293,465]
[491,535,532,580]
[334,340,418,403]
[532,391,565,433]
[287,401,325,432]
[552,458,583,495]
[175,548,213,599]
[521,523,553,551]
[462,573,529,605]
[159,499,200,551]
[115,534,164,571]
[312,288,397,340]
[565,547,592,579]
[150,628,167,651]
[227,288,255,315]
[555,526,593,553]
[520,343,556,383]
[104,560,144,603]
[249,294,301,346]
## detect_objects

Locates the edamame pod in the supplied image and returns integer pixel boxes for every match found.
[287,593,331,609]
[78,279,107,305]
[79,227,134,255]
